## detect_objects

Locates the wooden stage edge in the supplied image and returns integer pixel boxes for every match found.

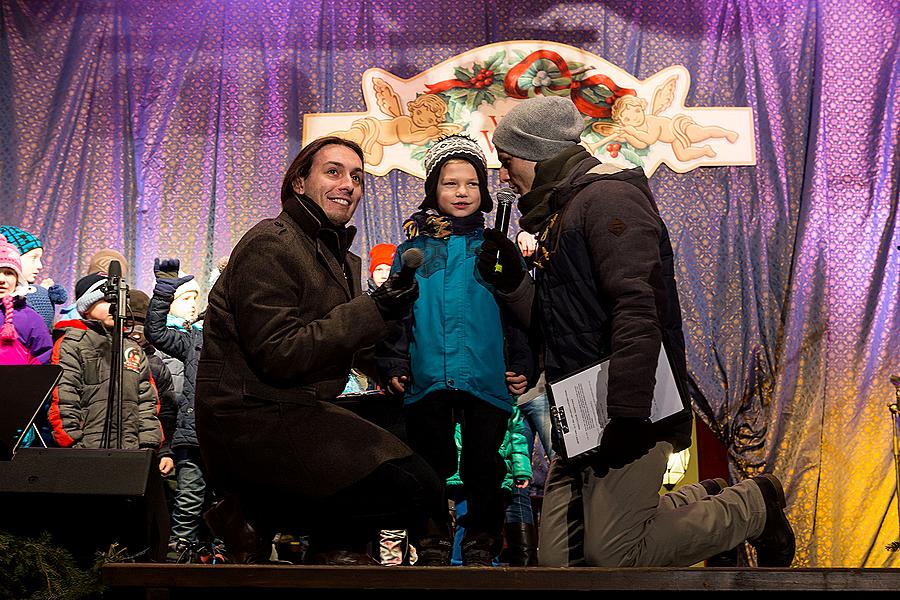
[103,564,900,592]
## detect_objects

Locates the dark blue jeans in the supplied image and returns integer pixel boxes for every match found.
[170,448,208,542]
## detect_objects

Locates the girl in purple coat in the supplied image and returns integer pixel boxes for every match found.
[0,234,52,365]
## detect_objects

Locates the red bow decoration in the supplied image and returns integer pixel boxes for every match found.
[503,50,636,119]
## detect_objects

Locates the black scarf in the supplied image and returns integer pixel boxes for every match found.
[518,145,592,234]
[403,209,485,240]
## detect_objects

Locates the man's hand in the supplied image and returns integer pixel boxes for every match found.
[159,456,174,476]
[516,230,537,258]
[388,375,409,394]
[371,273,419,321]
[515,478,530,489]
[506,371,528,396]
[476,228,525,293]
[592,417,655,478]
[153,257,194,298]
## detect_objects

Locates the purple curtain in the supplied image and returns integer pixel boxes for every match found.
[1,0,897,566]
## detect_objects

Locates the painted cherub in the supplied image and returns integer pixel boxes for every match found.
[331,78,462,166]
[592,76,738,162]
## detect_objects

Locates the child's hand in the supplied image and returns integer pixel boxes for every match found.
[154,257,182,279]
[159,457,175,476]
[477,228,525,293]
[506,371,528,395]
[516,231,537,258]
[389,375,409,394]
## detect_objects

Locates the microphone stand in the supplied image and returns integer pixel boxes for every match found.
[887,375,900,551]
[100,274,129,449]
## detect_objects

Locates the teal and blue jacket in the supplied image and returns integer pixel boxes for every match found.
[377,228,532,413]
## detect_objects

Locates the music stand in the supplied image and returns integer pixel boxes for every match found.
[0,365,63,460]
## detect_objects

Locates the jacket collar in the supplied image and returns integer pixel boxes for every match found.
[280,193,359,301]
[281,193,356,257]
[518,145,592,233]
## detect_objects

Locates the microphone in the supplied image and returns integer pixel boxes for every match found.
[494,188,517,236]
[104,260,122,304]
[394,247,424,289]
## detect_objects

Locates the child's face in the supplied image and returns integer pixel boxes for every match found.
[170,292,198,321]
[86,300,115,327]
[19,248,43,284]
[436,160,481,218]
[372,264,392,287]
[0,267,18,298]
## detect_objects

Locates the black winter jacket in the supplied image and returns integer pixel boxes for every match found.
[145,294,202,449]
[501,154,692,451]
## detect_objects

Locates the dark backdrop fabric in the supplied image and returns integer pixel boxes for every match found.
[1,0,897,566]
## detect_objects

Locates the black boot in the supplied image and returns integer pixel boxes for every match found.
[203,493,271,564]
[414,517,453,566]
[504,522,537,567]
[460,532,500,566]
[749,474,795,567]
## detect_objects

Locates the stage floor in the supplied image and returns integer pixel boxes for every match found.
[103,564,900,595]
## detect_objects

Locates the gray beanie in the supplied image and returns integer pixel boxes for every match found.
[492,96,584,161]
[75,273,107,318]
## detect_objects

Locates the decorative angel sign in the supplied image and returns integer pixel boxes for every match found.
[591,75,739,162]
[331,78,462,166]
[304,41,755,177]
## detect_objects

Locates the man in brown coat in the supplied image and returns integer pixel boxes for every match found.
[196,136,445,564]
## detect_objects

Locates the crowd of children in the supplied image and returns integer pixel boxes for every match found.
[1,134,556,566]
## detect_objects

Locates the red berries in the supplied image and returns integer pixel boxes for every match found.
[606,143,621,158]
[470,69,494,89]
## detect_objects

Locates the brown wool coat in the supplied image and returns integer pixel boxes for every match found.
[195,195,412,502]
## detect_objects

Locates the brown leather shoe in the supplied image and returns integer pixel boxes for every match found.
[309,550,380,566]
[203,494,271,564]
[749,474,796,567]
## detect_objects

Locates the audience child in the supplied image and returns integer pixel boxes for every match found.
[0,225,68,330]
[48,273,162,450]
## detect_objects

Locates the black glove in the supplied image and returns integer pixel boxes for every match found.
[153,257,194,298]
[371,273,419,321]
[476,228,526,293]
[592,417,655,478]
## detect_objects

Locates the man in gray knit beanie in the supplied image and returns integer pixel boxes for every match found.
[491,96,584,162]
[479,95,796,569]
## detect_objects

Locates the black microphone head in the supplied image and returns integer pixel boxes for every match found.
[496,188,517,206]
[107,259,122,279]
[401,247,424,270]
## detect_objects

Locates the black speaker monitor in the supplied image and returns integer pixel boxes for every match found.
[0,448,169,564]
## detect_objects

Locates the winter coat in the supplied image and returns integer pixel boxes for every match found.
[145,296,202,449]
[446,407,532,493]
[148,350,176,459]
[48,319,162,449]
[500,155,692,451]
[377,229,533,413]
[195,194,412,500]
[0,295,53,365]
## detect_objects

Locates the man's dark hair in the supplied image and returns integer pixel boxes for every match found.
[280,136,366,202]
